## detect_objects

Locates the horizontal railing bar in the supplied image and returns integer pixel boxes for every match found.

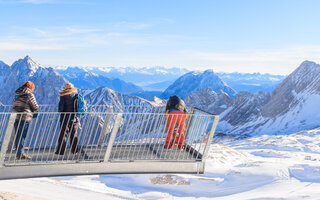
[0,111,217,116]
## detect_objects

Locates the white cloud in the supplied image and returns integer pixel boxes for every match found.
[114,21,151,30]
[0,0,82,4]
[105,32,149,37]
[25,26,100,37]
[178,46,320,74]
[3,24,318,75]
[2,25,191,51]
[182,47,320,63]
[0,42,65,50]
[159,18,175,24]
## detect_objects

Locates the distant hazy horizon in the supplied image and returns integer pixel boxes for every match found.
[1,55,293,76]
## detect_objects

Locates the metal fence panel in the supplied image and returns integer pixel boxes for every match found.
[0,106,218,167]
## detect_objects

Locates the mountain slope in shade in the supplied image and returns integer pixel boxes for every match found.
[221,91,271,128]
[186,61,320,135]
[57,67,143,94]
[186,89,271,132]
[0,56,67,105]
[161,70,237,100]
[243,60,320,134]
[261,60,320,118]
[186,88,234,114]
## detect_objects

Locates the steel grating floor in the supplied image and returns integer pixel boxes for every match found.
[3,144,202,165]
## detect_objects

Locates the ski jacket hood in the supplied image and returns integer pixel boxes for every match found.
[59,88,78,96]
[166,95,188,113]
[12,85,39,122]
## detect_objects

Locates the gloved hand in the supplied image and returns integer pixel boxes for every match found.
[32,112,38,118]
[165,110,169,118]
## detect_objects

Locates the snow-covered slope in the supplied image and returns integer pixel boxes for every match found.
[1,128,320,199]
[57,67,143,94]
[248,60,320,134]
[0,56,67,104]
[161,70,237,100]
[82,87,164,109]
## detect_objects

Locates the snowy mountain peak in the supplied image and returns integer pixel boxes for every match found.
[161,70,237,100]
[300,60,318,67]
[0,61,9,70]
[11,55,44,75]
[203,69,215,74]
[260,60,320,118]
[290,60,320,85]
[0,57,68,104]
[66,66,89,73]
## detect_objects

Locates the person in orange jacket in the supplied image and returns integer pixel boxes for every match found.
[165,96,188,149]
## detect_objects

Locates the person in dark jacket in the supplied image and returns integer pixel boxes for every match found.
[12,81,39,160]
[165,96,188,149]
[55,83,79,155]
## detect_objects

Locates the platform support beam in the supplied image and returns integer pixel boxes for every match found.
[0,113,16,166]
[103,113,123,162]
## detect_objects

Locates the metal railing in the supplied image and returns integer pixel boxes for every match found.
[0,106,218,168]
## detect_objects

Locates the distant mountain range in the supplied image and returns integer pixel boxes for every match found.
[54,65,286,95]
[0,56,162,107]
[216,72,286,93]
[1,56,318,136]
[0,56,289,105]
[54,66,189,91]
[56,67,143,94]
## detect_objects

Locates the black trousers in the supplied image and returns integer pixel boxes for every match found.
[55,122,79,155]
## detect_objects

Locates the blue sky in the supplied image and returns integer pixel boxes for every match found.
[0,0,320,74]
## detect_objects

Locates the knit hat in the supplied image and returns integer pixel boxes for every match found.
[63,83,74,90]
[24,81,35,92]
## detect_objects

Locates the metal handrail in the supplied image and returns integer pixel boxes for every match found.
[0,105,166,113]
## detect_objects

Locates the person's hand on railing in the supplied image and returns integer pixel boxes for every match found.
[186,112,189,119]
[32,112,38,119]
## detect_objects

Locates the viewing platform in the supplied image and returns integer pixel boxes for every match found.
[0,105,218,180]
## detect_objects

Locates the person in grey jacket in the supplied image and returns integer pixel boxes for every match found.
[12,81,39,160]
[55,83,79,155]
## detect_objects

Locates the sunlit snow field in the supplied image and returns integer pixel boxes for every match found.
[1,128,320,200]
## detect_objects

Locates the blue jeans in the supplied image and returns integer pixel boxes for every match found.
[14,121,29,157]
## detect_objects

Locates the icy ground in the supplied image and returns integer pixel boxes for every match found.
[1,128,320,199]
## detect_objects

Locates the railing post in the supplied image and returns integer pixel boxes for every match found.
[103,113,123,163]
[201,115,219,163]
[98,106,113,146]
[0,113,16,166]
[184,107,195,140]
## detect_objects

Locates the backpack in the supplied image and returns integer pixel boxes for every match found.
[74,93,88,116]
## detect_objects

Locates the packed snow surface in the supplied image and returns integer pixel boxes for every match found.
[1,128,320,199]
